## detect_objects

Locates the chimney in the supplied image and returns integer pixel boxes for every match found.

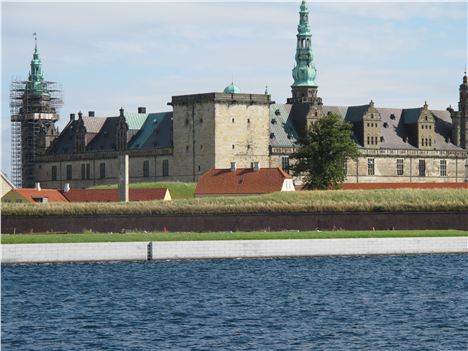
[63,183,70,192]
[253,162,260,171]
[35,182,41,191]
[88,111,95,117]
[230,162,237,172]
[138,107,146,114]
[70,113,75,121]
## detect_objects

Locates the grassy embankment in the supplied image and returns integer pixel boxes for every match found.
[2,230,466,244]
[2,188,468,216]
[91,182,196,199]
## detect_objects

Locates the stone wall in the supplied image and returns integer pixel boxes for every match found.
[172,98,216,182]
[214,101,270,169]
[3,237,467,264]
[3,211,467,233]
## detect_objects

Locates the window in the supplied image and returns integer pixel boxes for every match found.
[66,165,72,180]
[418,160,426,177]
[281,157,290,172]
[51,166,57,181]
[367,158,375,176]
[232,118,235,123]
[143,160,150,177]
[86,164,91,179]
[32,197,48,203]
[81,164,86,180]
[367,136,370,145]
[397,159,404,176]
[162,160,169,177]
[440,160,447,177]
[99,163,106,179]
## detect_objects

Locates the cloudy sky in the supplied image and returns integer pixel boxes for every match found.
[1,1,467,174]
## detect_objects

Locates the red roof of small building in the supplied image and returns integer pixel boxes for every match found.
[14,188,69,203]
[61,188,169,202]
[195,167,292,196]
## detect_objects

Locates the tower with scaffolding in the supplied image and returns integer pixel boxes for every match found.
[10,35,62,188]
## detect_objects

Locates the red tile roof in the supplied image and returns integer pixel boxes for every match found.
[341,182,468,190]
[61,188,169,202]
[14,188,69,203]
[195,168,292,196]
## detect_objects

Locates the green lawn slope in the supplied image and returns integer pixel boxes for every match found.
[2,189,468,216]
[2,230,466,244]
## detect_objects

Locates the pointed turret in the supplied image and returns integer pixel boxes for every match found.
[287,1,323,134]
[9,35,62,187]
[26,34,49,97]
[287,0,322,105]
[292,0,317,87]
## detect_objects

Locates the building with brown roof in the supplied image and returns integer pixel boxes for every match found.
[195,163,295,197]
[3,184,68,204]
[60,188,171,202]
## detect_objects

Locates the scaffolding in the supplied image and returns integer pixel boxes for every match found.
[10,79,62,187]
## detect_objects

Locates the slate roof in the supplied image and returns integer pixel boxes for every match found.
[61,188,170,202]
[128,112,173,150]
[268,104,462,151]
[14,188,68,203]
[195,167,292,196]
[269,104,298,148]
[48,117,107,154]
[48,112,173,155]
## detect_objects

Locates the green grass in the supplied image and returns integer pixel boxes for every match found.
[90,181,196,199]
[2,189,467,216]
[1,230,466,244]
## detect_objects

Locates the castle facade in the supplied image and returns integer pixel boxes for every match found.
[14,1,468,188]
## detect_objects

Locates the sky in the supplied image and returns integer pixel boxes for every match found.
[1,1,467,174]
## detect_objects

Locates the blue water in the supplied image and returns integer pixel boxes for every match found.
[2,254,467,350]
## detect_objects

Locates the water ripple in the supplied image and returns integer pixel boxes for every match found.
[2,254,468,350]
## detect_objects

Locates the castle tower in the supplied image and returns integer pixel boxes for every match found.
[10,35,62,187]
[287,0,323,134]
[450,73,468,148]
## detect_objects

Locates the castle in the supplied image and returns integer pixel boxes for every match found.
[11,1,468,189]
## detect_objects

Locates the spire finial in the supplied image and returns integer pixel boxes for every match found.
[33,32,37,52]
[264,85,268,95]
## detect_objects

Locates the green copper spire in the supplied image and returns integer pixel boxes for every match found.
[292,0,317,87]
[26,33,49,96]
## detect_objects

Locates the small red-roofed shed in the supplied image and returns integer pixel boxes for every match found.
[6,188,69,203]
[61,188,171,202]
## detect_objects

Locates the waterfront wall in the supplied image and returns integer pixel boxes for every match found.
[2,242,148,264]
[2,211,467,234]
[2,237,467,264]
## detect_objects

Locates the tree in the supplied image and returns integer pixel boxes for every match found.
[290,113,359,189]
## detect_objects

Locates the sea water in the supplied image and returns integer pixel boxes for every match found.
[2,254,467,350]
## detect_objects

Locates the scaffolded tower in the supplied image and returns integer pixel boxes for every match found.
[10,36,62,187]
